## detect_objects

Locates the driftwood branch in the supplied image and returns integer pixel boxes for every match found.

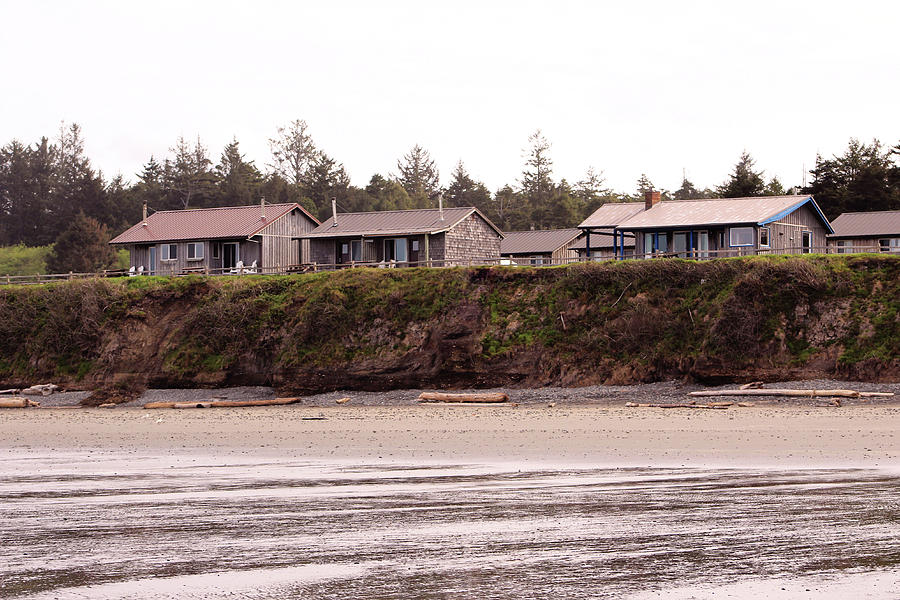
[418,392,509,403]
[689,389,894,399]
[144,397,302,409]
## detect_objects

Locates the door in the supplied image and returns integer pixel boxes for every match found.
[223,242,239,270]
[801,231,812,254]
[148,246,156,275]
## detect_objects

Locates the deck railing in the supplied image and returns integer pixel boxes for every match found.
[1,245,897,285]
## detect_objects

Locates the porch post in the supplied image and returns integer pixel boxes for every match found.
[689,230,694,259]
[424,233,430,267]
[653,232,659,254]
[585,229,591,261]
[620,231,626,259]
[611,228,616,260]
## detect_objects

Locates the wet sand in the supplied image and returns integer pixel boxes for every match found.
[3,405,900,598]
[2,404,899,467]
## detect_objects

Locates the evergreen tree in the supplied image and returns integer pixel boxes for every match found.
[673,175,701,200]
[215,138,262,206]
[717,152,766,197]
[573,167,608,214]
[366,174,412,211]
[805,139,900,218]
[444,161,492,213]
[395,144,439,207]
[306,151,352,220]
[519,130,553,207]
[163,136,217,209]
[45,213,116,273]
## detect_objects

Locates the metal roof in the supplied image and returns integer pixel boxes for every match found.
[500,229,582,255]
[301,207,503,238]
[828,210,900,238]
[578,202,646,228]
[109,203,317,244]
[618,195,833,232]
[568,229,635,250]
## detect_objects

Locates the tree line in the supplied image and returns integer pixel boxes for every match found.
[1,121,899,271]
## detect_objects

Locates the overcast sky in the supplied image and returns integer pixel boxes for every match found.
[2,0,897,194]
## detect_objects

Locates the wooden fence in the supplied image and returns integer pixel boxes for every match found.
[1,244,897,285]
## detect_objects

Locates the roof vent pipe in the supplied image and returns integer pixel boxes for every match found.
[260,197,266,221]
[142,202,148,226]
[438,192,444,221]
[331,197,338,227]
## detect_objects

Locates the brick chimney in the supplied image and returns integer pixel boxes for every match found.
[644,190,661,211]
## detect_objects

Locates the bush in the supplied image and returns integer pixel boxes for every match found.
[0,244,51,276]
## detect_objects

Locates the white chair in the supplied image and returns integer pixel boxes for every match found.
[137,265,145,275]
[230,260,244,275]
[247,260,258,273]
[128,266,136,277]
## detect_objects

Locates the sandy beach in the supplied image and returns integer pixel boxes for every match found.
[3,403,898,468]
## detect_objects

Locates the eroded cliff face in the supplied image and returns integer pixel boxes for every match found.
[1,256,898,403]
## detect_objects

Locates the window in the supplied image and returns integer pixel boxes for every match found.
[879,238,900,253]
[350,240,362,262]
[802,231,812,253]
[212,243,220,259]
[836,240,851,254]
[384,238,408,262]
[161,243,177,261]
[730,227,755,247]
[672,232,687,257]
[759,227,770,247]
[529,255,545,266]
[411,240,419,252]
[657,233,668,253]
[186,242,204,260]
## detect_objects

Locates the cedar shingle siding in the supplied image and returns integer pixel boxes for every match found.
[304,208,501,267]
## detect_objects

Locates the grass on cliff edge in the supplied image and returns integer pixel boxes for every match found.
[0,254,897,384]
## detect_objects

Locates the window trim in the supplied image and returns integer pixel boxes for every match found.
[729,226,755,247]
[186,242,204,261]
[161,243,178,261]
[879,238,900,253]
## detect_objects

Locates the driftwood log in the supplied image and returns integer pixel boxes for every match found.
[0,397,40,408]
[625,402,727,409]
[689,389,894,399]
[417,392,509,403]
[21,384,58,396]
[144,397,301,409]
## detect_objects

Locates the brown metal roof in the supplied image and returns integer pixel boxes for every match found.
[568,229,635,250]
[828,211,900,238]
[618,195,832,231]
[500,229,582,255]
[302,207,503,238]
[578,202,646,228]
[110,203,317,244]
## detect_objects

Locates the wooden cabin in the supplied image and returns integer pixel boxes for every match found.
[500,229,582,265]
[612,192,833,259]
[109,202,319,275]
[827,210,900,254]
[300,206,503,267]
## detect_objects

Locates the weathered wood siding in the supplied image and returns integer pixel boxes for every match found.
[827,236,900,253]
[258,208,317,267]
[765,205,828,254]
